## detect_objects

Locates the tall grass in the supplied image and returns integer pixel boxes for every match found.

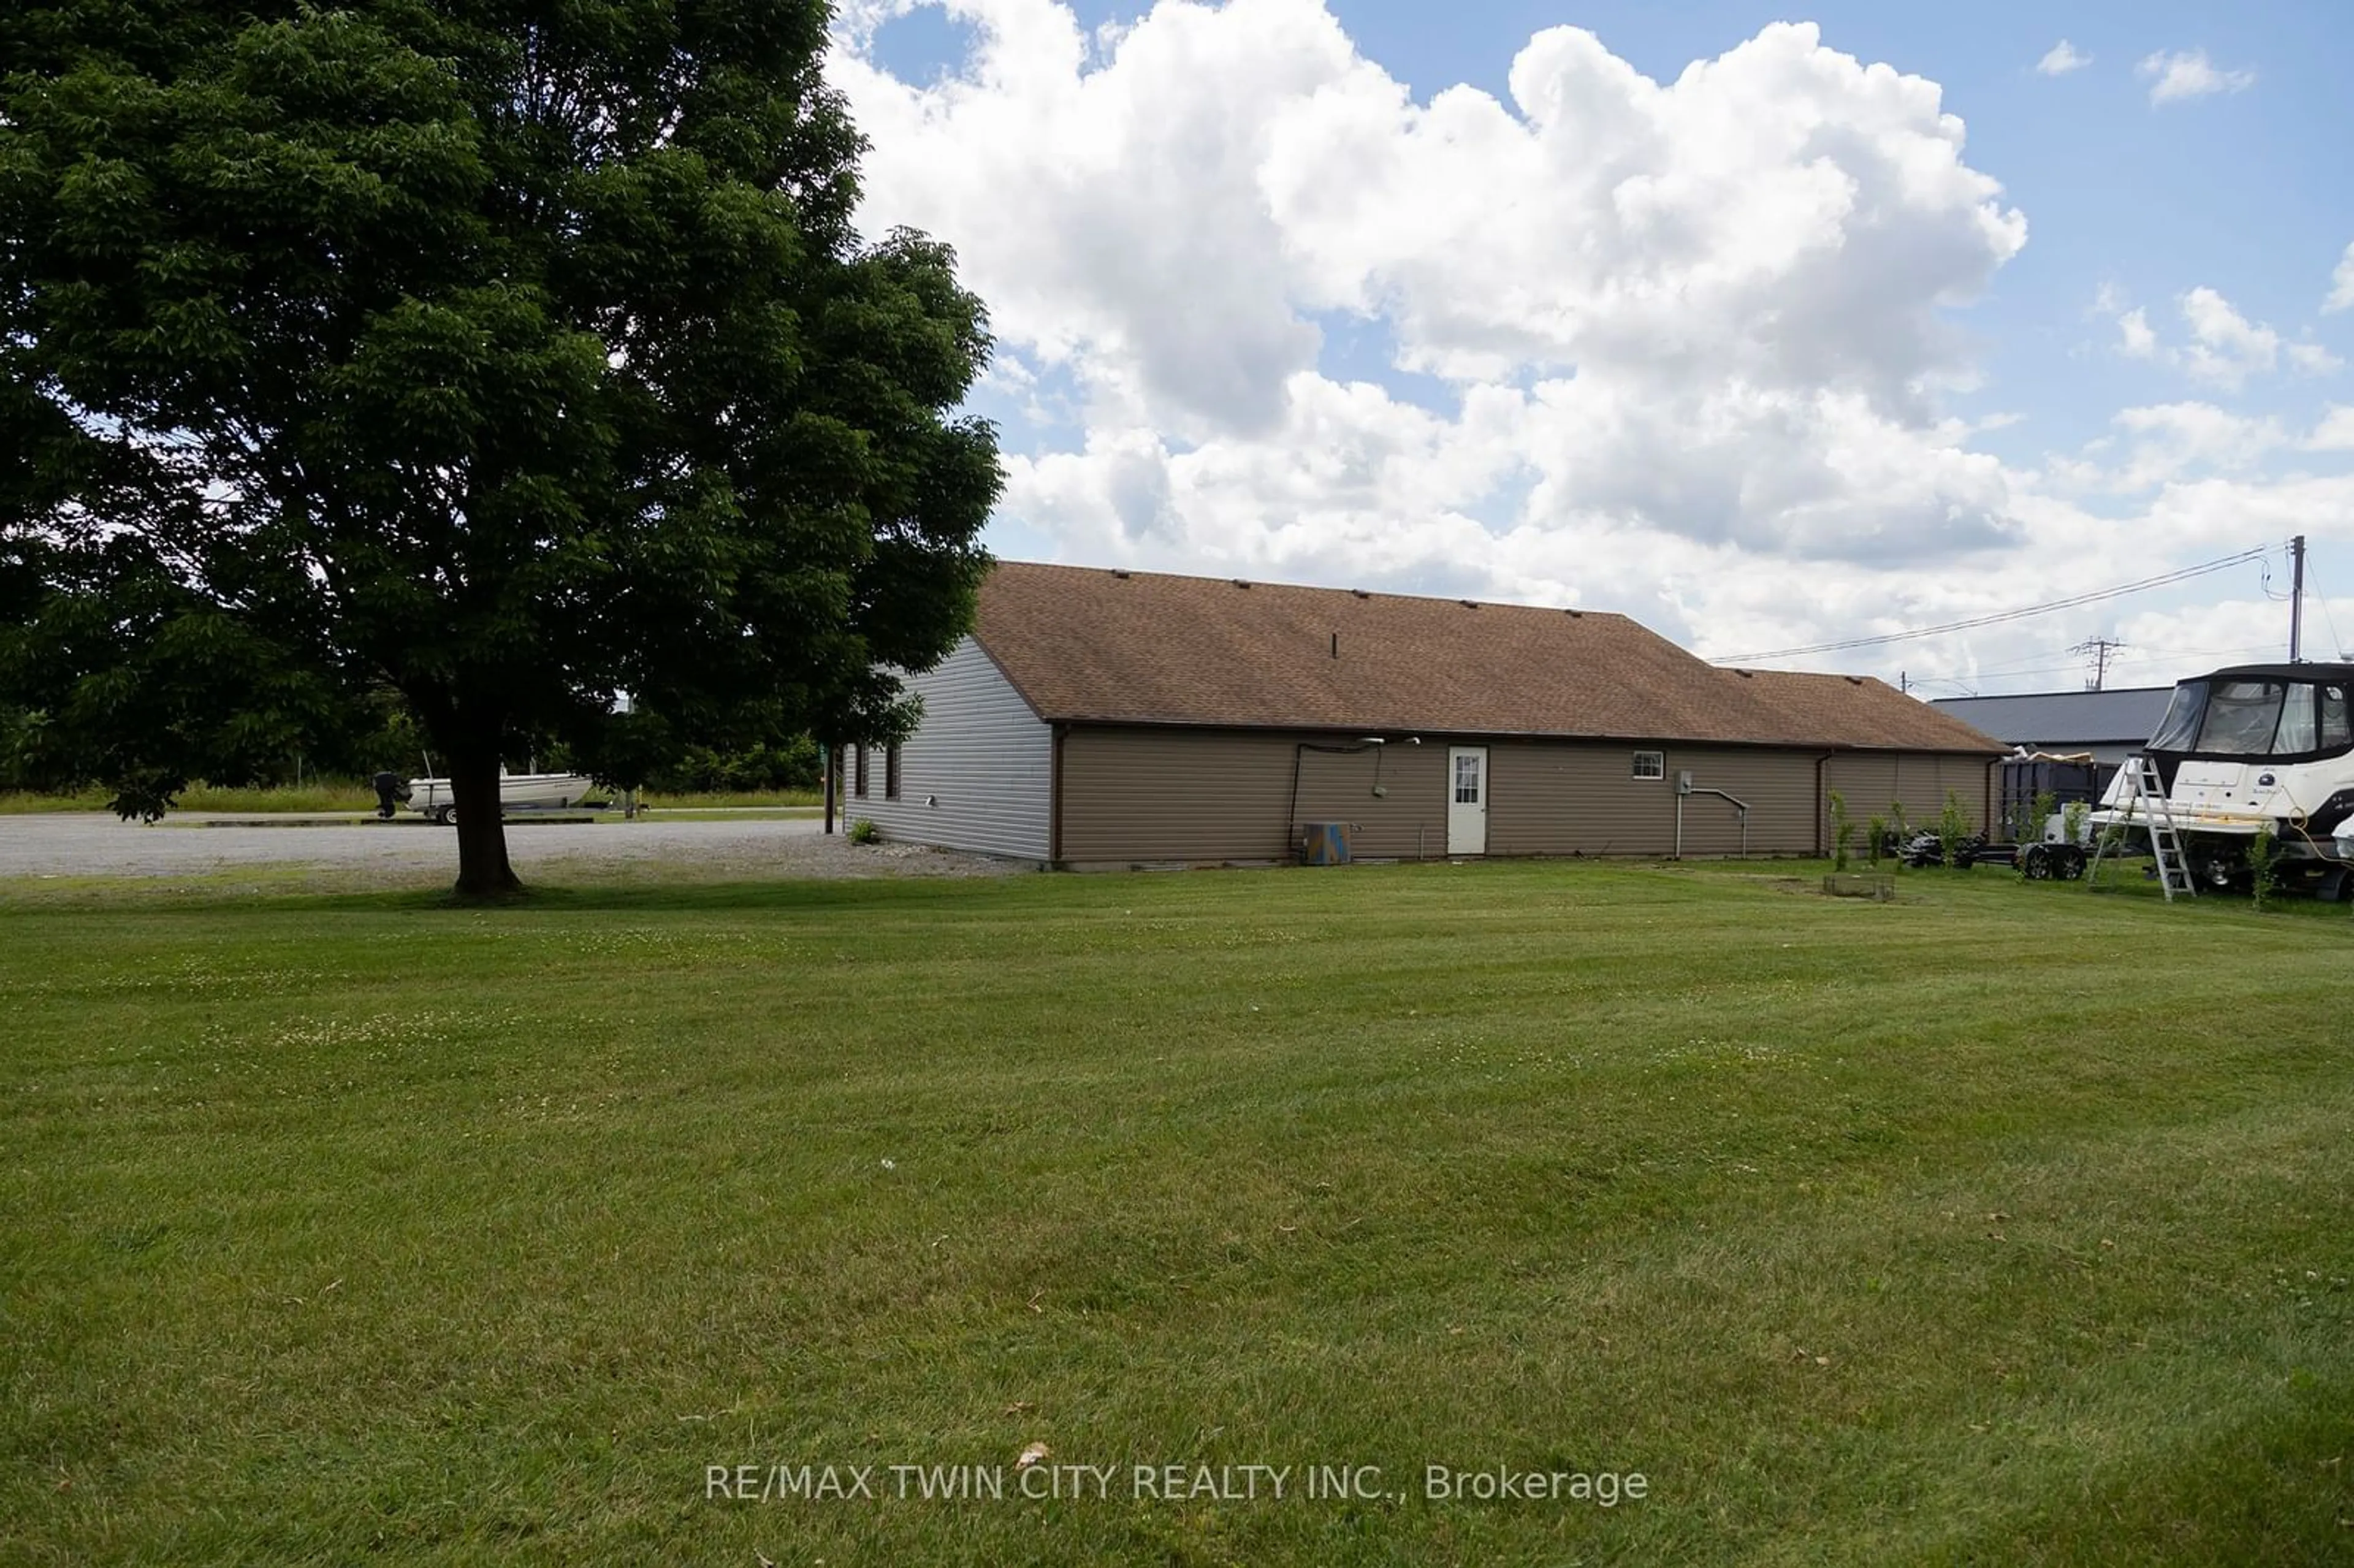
[0,782,377,814]
[0,783,826,815]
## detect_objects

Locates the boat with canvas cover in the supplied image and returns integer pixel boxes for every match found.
[2092,662,2354,897]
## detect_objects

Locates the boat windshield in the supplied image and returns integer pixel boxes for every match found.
[2149,683,2206,750]
[2154,677,2354,756]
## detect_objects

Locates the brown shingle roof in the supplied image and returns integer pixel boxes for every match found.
[1717,668,2006,753]
[972,562,2005,753]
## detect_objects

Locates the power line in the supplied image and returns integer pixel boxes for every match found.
[2291,550,2347,661]
[2314,587,2349,661]
[1718,547,2271,663]
[1922,644,2282,690]
[2070,635,2126,691]
[1940,638,2112,680]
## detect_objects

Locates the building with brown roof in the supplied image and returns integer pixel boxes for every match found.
[842,562,2005,867]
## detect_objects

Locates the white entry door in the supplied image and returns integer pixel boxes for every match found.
[1447,747,1488,856]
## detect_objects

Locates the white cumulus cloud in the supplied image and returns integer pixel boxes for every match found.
[2096,286,2340,386]
[2036,40,2090,76]
[2117,306,2158,359]
[2326,240,2354,314]
[2137,48,2256,106]
[2307,406,2354,451]
[832,1,2028,590]
[2047,403,2289,493]
[828,3,2350,687]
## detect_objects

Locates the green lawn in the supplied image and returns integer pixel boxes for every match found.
[3,861,2349,1565]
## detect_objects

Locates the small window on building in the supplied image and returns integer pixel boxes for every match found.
[884,744,902,801]
[1632,750,1665,780]
[853,745,869,799]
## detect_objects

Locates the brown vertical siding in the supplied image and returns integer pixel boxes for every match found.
[1663,748,1821,855]
[1057,726,1933,863]
[1824,752,2001,841]
[1822,754,1898,844]
[1914,755,1997,832]
[1294,739,1450,859]
[1482,743,1666,854]
[1483,743,1816,855]
[1949,755,1998,834]
[1049,723,1065,864]
[1057,726,1453,864]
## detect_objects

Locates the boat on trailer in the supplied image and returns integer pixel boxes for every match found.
[404,771,605,826]
[2092,662,2354,897]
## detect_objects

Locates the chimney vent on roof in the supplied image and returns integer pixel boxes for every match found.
[1564,608,1582,617]
[1111,569,1130,579]
[1351,588,1370,599]
[1233,579,1251,588]
[1460,599,1479,609]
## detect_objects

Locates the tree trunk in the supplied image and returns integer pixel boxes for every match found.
[447,743,522,899]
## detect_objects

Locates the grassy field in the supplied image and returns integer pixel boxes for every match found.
[2,859,2350,1565]
[0,782,383,814]
[0,785,824,815]
[638,788,824,810]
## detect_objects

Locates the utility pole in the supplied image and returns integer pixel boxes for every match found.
[2070,636,2126,691]
[2289,533,2306,663]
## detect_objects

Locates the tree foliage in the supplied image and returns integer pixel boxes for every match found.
[0,0,1000,890]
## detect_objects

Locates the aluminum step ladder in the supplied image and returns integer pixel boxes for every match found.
[2090,754,2195,900]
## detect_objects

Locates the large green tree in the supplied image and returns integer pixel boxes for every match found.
[0,0,999,894]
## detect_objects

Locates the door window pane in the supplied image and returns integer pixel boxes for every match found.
[2323,685,2351,750]
[2149,682,2206,750]
[1454,755,1480,804]
[2276,685,2318,753]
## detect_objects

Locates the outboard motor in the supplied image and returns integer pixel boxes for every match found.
[371,771,410,820]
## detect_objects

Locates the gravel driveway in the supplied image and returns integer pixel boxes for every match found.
[0,812,1022,889]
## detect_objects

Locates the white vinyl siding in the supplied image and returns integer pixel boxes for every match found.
[855,637,1051,861]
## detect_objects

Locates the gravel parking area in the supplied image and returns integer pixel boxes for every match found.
[0,812,1024,890]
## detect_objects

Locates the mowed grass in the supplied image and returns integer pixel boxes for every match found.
[2,861,2350,1566]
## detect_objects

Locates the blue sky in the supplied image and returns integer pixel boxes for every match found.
[834,1,2354,695]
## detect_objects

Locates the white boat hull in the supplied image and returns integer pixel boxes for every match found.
[2089,662,2354,891]
[405,772,602,823]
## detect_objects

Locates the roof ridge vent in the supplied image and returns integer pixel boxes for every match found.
[1111,569,1130,579]
[1734,668,1753,679]
[1563,608,1582,618]
[1460,599,1479,609]
[1845,676,1864,685]
[1233,579,1251,588]
[1351,588,1370,599]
